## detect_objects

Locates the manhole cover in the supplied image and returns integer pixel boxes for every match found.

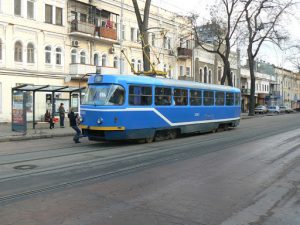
[14,165,37,170]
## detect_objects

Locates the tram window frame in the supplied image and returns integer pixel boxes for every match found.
[226,92,234,106]
[235,93,241,105]
[128,85,152,106]
[190,90,202,106]
[155,87,172,106]
[174,88,188,106]
[215,91,225,106]
[203,90,214,106]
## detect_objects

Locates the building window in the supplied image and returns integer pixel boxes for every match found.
[131,59,135,73]
[71,49,77,63]
[94,53,99,66]
[80,51,86,64]
[56,7,63,25]
[180,66,184,76]
[45,46,51,64]
[121,25,126,40]
[27,0,34,19]
[15,0,21,16]
[168,38,171,50]
[137,60,142,71]
[151,33,155,47]
[113,56,118,68]
[14,41,23,62]
[137,29,140,42]
[55,47,62,65]
[168,65,172,78]
[204,67,208,83]
[163,36,167,49]
[80,13,86,22]
[102,54,107,66]
[208,70,212,83]
[45,4,53,24]
[27,43,34,63]
[186,67,190,76]
[131,28,135,42]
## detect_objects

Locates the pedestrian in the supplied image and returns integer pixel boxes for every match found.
[44,109,54,129]
[58,103,65,128]
[68,108,81,143]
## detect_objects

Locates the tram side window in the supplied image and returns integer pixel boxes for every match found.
[129,85,152,105]
[174,89,188,106]
[215,91,225,106]
[226,92,234,106]
[235,93,241,105]
[155,87,172,106]
[190,90,202,106]
[203,91,214,106]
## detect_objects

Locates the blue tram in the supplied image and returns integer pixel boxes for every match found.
[80,74,241,141]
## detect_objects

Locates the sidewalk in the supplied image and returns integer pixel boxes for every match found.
[0,122,74,143]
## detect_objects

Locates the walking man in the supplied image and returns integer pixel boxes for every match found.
[68,108,81,143]
[58,103,65,128]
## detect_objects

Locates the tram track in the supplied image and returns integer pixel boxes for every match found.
[1,123,300,204]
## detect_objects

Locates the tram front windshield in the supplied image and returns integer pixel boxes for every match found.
[82,84,125,106]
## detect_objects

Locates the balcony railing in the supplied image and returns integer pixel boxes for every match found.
[177,47,192,58]
[178,75,194,81]
[70,64,96,75]
[71,20,95,35]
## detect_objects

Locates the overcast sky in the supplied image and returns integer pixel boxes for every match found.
[151,0,300,70]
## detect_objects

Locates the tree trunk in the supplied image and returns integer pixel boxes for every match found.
[221,59,233,86]
[248,52,256,116]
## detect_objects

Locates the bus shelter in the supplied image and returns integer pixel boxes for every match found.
[12,84,85,130]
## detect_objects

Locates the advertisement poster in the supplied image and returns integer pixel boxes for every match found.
[12,92,27,132]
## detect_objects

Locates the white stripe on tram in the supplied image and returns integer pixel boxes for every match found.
[81,108,240,127]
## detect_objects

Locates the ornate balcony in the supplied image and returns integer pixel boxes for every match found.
[177,47,192,59]
[70,20,95,35]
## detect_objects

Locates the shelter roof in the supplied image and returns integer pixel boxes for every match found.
[12,84,84,93]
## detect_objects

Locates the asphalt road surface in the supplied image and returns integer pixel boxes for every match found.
[0,113,300,225]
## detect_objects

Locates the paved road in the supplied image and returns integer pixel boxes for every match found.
[0,113,300,225]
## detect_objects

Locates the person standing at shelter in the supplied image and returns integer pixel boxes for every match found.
[68,108,81,143]
[58,103,65,128]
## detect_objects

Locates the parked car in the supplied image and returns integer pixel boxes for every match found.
[254,105,268,114]
[268,105,280,114]
[279,106,295,113]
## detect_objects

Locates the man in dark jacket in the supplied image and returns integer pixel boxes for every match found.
[68,109,81,143]
[58,103,65,128]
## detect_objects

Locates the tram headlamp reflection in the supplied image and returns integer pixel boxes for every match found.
[97,118,103,124]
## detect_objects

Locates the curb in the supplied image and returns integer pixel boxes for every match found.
[0,132,74,143]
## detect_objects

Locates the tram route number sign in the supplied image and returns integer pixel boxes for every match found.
[12,91,27,132]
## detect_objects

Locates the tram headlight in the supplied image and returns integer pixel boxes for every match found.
[97,117,103,124]
[79,116,83,123]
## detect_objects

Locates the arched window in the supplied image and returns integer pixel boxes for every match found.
[80,51,86,64]
[137,60,142,71]
[102,54,107,66]
[45,45,51,63]
[94,53,99,66]
[27,43,34,63]
[71,49,77,64]
[56,47,62,65]
[131,59,135,73]
[113,56,118,68]
[208,70,212,83]
[200,69,203,82]
[204,67,208,83]
[15,41,23,62]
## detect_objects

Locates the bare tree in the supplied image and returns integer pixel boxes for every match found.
[132,0,151,72]
[243,0,294,116]
[286,45,300,72]
[192,0,245,86]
